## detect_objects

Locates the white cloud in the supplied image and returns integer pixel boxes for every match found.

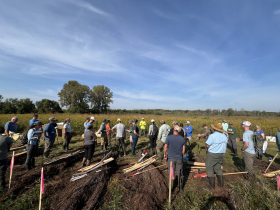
[274,9,280,15]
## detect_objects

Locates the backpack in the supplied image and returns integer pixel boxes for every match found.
[20,130,28,145]
[151,124,158,136]
[253,132,265,152]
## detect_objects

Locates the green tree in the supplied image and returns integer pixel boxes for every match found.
[90,85,113,113]
[227,108,234,117]
[58,80,90,113]
[2,98,19,114]
[36,99,62,113]
[17,98,36,114]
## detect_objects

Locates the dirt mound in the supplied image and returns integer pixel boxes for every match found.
[254,158,280,173]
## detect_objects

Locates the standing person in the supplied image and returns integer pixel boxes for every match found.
[254,125,266,160]
[148,119,158,155]
[0,126,13,192]
[276,127,280,152]
[4,116,18,136]
[168,121,184,137]
[131,119,139,157]
[139,118,146,138]
[184,121,193,143]
[240,121,256,178]
[84,118,90,131]
[227,122,237,156]
[29,114,39,126]
[25,121,44,170]
[222,120,228,132]
[43,117,57,158]
[111,119,126,157]
[82,125,97,166]
[63,118,72,152]
[156,120,171,158]
[85,117,95,131]
[100,119,108,153]
[126,120,134,149]
[197,124,212,142]
[205,124,227,190]
[106,120,112,149]
[164,125,185,192]
[179,123,185,137]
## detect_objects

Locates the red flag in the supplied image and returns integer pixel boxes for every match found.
[170,165,174,180]
[41,169,44,194]
[10,154,14,173]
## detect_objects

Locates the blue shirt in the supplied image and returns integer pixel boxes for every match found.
[85,122,92,131]
[44,123,56,141]
[243,130,255,154]
[84,122,88,130]
[277,132,280,145]
[165,135,186,160]
[206,132,227,153]
[29,119,39,126]
[255,130,264,135]
[4,121,17,133]
[27,128,42,145]
[185,126,193,137]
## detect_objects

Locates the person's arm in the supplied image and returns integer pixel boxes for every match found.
[261,133,265,140]
[5,130,9,136]
[182,145,185,157]
[43,125,51,138]
[158,126,163,140]
[206,144,210,149]
[164,144,168,159]
[148,125,152,136]
[242,142,249,152]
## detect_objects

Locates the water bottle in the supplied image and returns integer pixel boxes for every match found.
[183,154,187,162]
[185,153,189,162]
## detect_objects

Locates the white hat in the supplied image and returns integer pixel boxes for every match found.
[186,121,190,124]
[240,121,251,127]
[151,119,155,122]
[90,116,95,121]
[142,118,144,119]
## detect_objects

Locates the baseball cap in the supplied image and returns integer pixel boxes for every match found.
[223,120,226,122]
[86,117,90,120]
[34,121,44,126]
[107,119,111,122]
[202,124,207,128]
[117,118,121,122]
[90,116,96,121]
[240,121,251,127]
[174,125,182,132]
[102,119,107,122]
[229,122,233,125]
[142,118,144,119]
[186,121,190,124]
[49,117,57,121]
[151,119,155,122]
[172,121,178,125]
[129,120,133,123]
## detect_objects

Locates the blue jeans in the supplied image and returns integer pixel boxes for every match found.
[132,135,138,151]
[278,144,280,152]
[258,149,263,156]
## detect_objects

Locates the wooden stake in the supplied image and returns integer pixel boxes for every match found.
[264,153,278,173]
[169,161,172,204]
[9,151,15,189]
[39,167,43,210]
[186,161,206,166]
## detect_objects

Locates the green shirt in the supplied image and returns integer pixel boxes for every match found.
[0,135,13,160]
[227,127,236,139]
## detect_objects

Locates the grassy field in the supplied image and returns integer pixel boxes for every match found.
[1,114,280,209]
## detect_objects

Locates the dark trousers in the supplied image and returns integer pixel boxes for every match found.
[63,132,72,150]
[132,135,139,151]
[228,138,237,150]
[25,143,39,169]
[107,133,111,146]
[116,137,125,154]
[140,129,146,137]
[84,144,95,160]
[0,158,8,188]
[149,135,157,149]
[242,151,256,176]
[206,152,223,177]
[168,158,183,178]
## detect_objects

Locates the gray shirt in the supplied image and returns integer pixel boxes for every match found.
[100,123,106,137]
[0,135,13,160]
[203,128,212,140]
[112,123,126,137]
[84,130,96,145]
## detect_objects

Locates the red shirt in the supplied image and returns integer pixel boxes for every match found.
[106,124,111,134]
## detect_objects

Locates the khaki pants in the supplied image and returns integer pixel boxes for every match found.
[101,135,108,146]
[206,152,223,177]
[242,151,256,176]
[44,140,54,157]
[107,133,111,146]
[187,136,192,143]
[156,140,165,157]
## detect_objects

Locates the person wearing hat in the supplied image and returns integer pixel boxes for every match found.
[222,120,228,132]
[25,121,44,170]
[240,121,255,178]
[148,119,158,155]
[85,117,95,131]
[164,125,186,192]
[100,119,108,154]
[131,119,140,157]
[126,120,134,149]
[205,124,227,190]
[139,118,147,138]
[84,117,90,131]
[106,120,112,149]
[156,120,171,159]
[227,122,237,156]
[43,117,57,158]
[197,124,212,141]
[184,121,193,143]
[0,126,13,192]
[254,125,266,160]
[62,118,72,152]
[112,119,126,157]
[168,121,184,137]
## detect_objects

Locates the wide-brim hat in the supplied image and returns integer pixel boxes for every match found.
[211,123,225,133]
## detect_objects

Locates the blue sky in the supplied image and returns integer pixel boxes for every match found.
[1,0,280,111]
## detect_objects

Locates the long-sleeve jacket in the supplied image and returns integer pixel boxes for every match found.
[28,128,43,145]
[140,121,146,129]
[158,124,171,143]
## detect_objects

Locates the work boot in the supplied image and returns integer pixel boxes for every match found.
[178,177,184,193]
[153,148,157,155]
[207,177,215,190]
[81,157,86,167]
[131,149,135,157]
[86,160,90,166]
[31,159,36,168]
[123,150,126,156]
[25,163,31,170]
[234,149,237,156]
[217,175,224,187]
[260,155,263,160]
[100,145,104,153]
[150,148,153,156]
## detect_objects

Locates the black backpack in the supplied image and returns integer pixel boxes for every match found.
[253,132,265,152]
[20,130,28,145]
[152,124,158,136]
